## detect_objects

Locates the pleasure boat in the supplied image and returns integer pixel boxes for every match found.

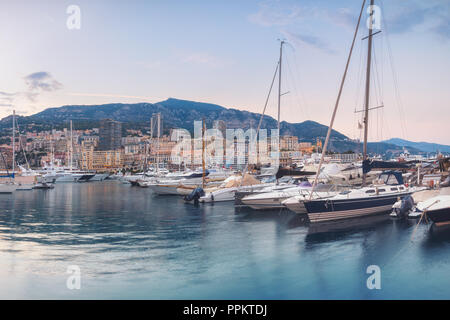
[416,195,450,227]
[192,174,264,203]
[147,169,210,195]
[241,182,340,211]
[234,176,306,205]
[0,183,17,194]
[302,171,422,223]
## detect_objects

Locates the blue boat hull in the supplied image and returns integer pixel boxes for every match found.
[304,192,412,223]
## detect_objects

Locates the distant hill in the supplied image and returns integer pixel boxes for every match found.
[383,138,450,153]
[0,98,419,155]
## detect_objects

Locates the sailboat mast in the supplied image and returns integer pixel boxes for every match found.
[362,0,375,186]
[202,118,206,189]
[277,40,284,137]
[70,120,73,172]
[150,116,154,171]
[12,110,15,176]
[157,113,160,173]
[51,135,54,169]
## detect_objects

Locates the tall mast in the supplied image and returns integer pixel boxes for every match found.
[150,116,154,171]
[362,0,375,186]
[157,113,160,173]
[70,120,73,172]
[202,118,206,189]
[12,110,15,176]
[277,40,284,139]
[51,133,54,169]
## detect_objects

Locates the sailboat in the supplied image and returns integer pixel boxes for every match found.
[284,0,424,223]
[53,120,94,182]
[0,151,17,194]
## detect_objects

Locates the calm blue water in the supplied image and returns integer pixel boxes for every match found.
[0,181,449,299]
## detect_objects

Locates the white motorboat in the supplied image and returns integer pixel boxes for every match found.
[240,182,319,210]
[197,174,264,203]
[0,183,17,194]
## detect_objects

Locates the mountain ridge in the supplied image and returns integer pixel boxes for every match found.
[0,98,430,155]
[383,138,450,153]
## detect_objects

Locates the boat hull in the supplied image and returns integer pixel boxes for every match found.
[200,188,237,202]
[0,184,17,193]
[426,207,450,225]
[241,197,290,210]
[283,198,308,214]
[149,184,180,195]
[304,192,411,223]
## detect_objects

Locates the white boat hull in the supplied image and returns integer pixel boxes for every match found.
[0,184,17,193]
[149,184,180,195]
[282,197,308,214]
[200,187,237,202]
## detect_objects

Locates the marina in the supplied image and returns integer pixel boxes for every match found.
[1,180,449,299]
[1,0,449,303]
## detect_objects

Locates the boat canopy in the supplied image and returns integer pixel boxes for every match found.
[276,167,316,179]
[362,160,410,174]
[377,171,404,185]
[223,174,261,188]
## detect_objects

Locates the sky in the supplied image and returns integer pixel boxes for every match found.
[0,0,449,144]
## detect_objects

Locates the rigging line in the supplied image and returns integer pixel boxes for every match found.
[379,0,408,140]
[290,49,311,119]
[309,0,367,200]
[285,53,307,120]
[353,39,366,142]
[239,61,279,186]
[372,42,383,107]
[14,117,31,170]
[354,38,365,109]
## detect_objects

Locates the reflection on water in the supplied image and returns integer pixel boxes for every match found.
[0,181,449,299]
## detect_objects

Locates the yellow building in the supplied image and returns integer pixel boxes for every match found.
[280,135,298,151]
[81,146,123,171]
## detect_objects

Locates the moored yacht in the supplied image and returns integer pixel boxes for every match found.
[240,181,315,210]
[416,195,450,227]
[0,183,17,194]
[302,171,423,223]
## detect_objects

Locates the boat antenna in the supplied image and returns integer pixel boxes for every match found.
[309,0,367,200]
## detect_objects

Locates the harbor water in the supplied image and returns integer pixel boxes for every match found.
[0,181,449,299]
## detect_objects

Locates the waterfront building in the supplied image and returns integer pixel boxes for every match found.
[80,145,123,171]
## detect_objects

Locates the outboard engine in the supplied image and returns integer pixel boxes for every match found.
[391,195,414,219]
[184,187,205,204]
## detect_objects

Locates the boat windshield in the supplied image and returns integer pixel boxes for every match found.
[378,172,403,185]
